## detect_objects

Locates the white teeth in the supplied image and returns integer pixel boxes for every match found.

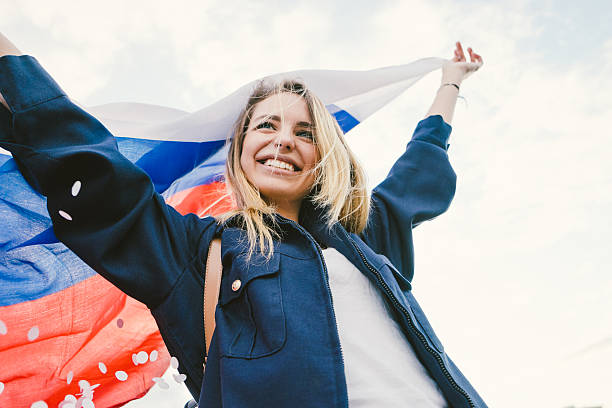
[263,159,295,171]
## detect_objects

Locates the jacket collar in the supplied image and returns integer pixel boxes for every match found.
[216,200,344,249]
[298,200,351,251]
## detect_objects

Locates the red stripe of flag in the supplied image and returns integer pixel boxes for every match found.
[0,274,169,408]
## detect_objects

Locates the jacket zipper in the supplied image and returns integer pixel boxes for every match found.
[344,233,475,408]
[288,220,349,408]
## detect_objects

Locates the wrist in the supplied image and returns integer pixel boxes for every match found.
[441,76,463,86]
[439,82,460,92]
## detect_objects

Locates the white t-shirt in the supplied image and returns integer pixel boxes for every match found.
[322,247,447,407]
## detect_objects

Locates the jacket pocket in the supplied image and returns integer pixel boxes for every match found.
[216,251,286,359]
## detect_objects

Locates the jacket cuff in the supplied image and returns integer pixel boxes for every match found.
[410,114,452,151]
[0,55,66,113]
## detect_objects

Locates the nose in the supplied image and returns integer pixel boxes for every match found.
[273,126,295,150]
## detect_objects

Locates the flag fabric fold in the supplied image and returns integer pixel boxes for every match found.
[0,57,444,407]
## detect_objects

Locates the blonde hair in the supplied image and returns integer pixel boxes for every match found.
[217,79,370,259]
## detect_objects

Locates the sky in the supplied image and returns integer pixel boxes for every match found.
[2,0,612,406]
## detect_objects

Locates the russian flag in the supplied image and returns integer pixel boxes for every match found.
[0,57,445,407]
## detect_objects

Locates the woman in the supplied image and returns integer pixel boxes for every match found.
[0,32,485,407]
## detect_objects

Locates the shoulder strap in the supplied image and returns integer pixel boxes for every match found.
[203,237,222,364]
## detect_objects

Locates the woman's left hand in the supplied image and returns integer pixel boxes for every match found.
[442,41,483,85]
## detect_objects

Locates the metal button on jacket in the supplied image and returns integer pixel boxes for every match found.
[231,280,241,291]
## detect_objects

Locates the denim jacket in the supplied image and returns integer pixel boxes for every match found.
[0,55,487,407]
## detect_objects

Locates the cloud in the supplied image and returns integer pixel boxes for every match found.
[350,1,612,406]
[3,0,611,406]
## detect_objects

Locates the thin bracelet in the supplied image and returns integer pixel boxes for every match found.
[440,82,460,91]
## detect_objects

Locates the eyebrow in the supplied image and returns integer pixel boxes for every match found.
[253,114,313,128]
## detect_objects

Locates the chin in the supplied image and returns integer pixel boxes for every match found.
[260,189,303,204]
[254,176,311,201]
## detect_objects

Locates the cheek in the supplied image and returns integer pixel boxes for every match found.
[239,136,256,174]
[239,151,247,170]
[304,146,319,170]
[239,152,254,183]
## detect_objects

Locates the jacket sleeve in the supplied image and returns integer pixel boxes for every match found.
[360,114,456,281]
[0,55,217,308]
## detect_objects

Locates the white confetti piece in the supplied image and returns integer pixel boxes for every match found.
[132,353,139,366]
[71,181,82,196]
[58,210,73,221]
[67,371,73,384]
[149,350,158,362]
[173,373,187,383]
[0,320,7,335]
[152,377,163,383]
[58,399,77,408]
[170,356,179,369]
[27,326,39,341]
[77,382,98,402]
[157,379,170,390]
[0,382,4,394]
[136,350,148,364]
[30,402,48,408]
[64,395,77,403]
[98,362,107,374]
[81,398,94,408]
[115,371,128,381]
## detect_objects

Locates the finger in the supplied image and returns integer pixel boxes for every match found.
[471,50,482,61]
[457,42,465,60]
[468,47,476,63]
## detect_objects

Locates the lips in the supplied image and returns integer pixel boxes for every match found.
[262,158,296,171]
[256,161,299,176]
[255,154,302,171]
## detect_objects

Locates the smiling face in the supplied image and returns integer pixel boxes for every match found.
[239,92,318,215]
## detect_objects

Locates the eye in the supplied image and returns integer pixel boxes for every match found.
[255,121,275,130]
[296,130,314,140]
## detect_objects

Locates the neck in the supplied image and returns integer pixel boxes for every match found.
[272,199,302,223]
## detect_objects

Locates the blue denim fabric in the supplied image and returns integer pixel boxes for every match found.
[0,55,487,407]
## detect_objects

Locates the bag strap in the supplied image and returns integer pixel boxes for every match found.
[203,237,222,364]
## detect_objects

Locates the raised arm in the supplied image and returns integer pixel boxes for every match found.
[360,41,483,281]
[360,115,455,281]
[426,41,483,125]
[0,51,217,308]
